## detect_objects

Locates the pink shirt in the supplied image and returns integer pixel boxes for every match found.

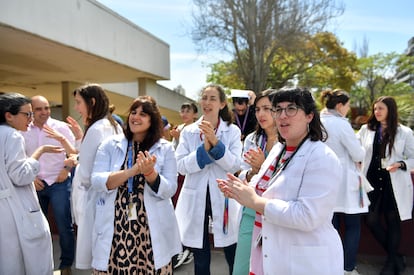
[22,117,75,185]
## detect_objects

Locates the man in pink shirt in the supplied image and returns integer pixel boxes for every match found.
[21,95,76,275]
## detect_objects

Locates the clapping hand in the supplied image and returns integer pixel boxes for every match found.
[217,173,256,208]
[244,148,265,173]
[170,126,180,140]
[199,120,218,151]
[135,151,157,176]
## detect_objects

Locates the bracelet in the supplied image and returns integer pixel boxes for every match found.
[144,169,155,177]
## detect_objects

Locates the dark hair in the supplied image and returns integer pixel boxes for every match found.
[272,87,327,142]
[124,96,163,150]
[232,97,249,105]
[181,102,198,114]
[320,89,350,109]
[0,93,31,124]
[366,96,398,156]
[253,89,277,145]
[73,84,119,137]
[200,84,233,125]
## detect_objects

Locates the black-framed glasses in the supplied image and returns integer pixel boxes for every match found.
[18,111,34,118]
[232,97,249,105]
[272,105,301,118]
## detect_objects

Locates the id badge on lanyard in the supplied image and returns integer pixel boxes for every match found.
[127,140,137,221]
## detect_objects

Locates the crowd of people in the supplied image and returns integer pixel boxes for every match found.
[1,84,414,275]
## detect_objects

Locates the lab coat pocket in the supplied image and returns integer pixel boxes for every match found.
[71,170,87,224]
[22,210,48,240]
[176,188,197,236]
[155,200,174,227]
[347,169,360,192]
[290,245,330,275]
[94,202,111,237]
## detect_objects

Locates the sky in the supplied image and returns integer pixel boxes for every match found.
[96,0,414,100]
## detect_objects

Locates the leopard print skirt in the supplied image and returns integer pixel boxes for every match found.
[94,175,172,274]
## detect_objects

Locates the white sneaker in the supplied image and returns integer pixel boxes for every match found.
[182,250,193,264]
[173,249,190,269]
[344,269,361,275]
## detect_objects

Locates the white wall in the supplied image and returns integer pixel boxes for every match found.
[0,0,170,79]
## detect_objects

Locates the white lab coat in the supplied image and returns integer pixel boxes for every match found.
[90,135,182,270]
[255,139,343,275]
[0,125,53,275]
[72,118,122,269]
[175,117,243,248]
[358,124,414,220]
[238,131,264,181]
[321,110,369,213]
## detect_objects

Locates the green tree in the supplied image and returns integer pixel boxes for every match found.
[206,32,358,92]
[353,53,414,107]
[284,32,359,91]
[206,60,245,89]
[352,52,414,124]
[191,0,344,92]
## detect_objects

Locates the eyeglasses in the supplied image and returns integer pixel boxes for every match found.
[18,111,34,118]
[232,97,249,105]
[272,105,301,118]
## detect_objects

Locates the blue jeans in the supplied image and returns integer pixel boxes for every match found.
[38,177,75,269]
[192,188,236,275]
[332,213,361,272]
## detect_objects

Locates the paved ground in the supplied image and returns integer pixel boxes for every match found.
[52,235,414,274]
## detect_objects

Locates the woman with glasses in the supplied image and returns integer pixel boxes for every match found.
[218,87,343,275]
[358,96,414,275]
[320,89,368,275]
[232,89,278,275]
[175,84,243,275]
[0,93,63,275]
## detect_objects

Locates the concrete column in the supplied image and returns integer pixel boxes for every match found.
[61,81,82,121]
[138,78,158,97]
